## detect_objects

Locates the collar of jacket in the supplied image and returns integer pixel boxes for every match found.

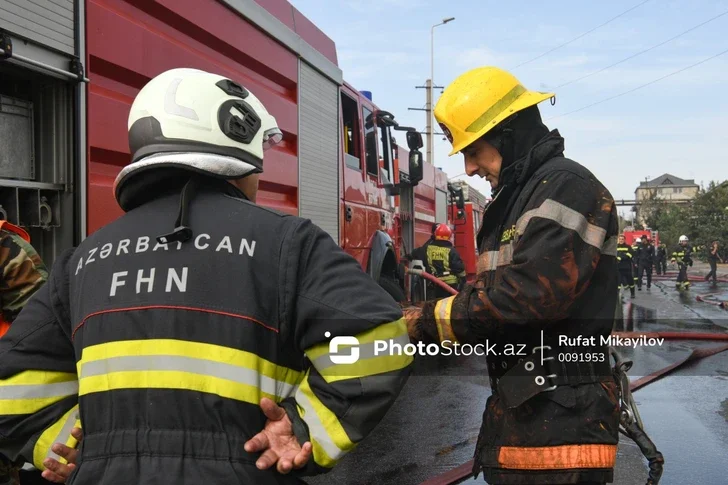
[117,163,249,211]
[496,130,565,193]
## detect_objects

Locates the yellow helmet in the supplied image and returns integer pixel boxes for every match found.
[434,67,554,156]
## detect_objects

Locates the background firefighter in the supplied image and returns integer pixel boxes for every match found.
[654,244,668,275]
[631,237,641,290]
[617,234,635,299]
[704,240,723,285]
[0,221,50,485]
[403,66,620,485]
[671,235,693,290]
[636,236,655,291]
[410,224,466,298]
[0,68,412,485]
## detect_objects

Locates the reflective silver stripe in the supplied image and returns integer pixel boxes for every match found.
[0,381,78,400]
[477,250,499,273]
[45,408,80,462]
[515,199,608,251]
[476,243,514,273]
[603,236,618,257]
[437,297,450,323]
[310,333,411,371]
[294,387,344,461]
[499,243,514,266]
[79,356,296,399]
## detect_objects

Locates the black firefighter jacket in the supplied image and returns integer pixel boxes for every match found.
[417,128,620,484]
[0,178,412,484]
[637,244,655,267]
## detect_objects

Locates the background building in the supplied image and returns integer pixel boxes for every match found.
[634,174,699,226]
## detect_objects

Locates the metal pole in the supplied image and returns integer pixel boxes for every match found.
[429,25,435,165]
[426,79,433,165]
[428,17,454,166]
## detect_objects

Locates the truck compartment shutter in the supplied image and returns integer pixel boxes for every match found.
[298,60,340,242]
[0,0,75,55]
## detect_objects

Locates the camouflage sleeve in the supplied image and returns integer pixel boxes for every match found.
[0,232,48,323]
[0,249,77,472]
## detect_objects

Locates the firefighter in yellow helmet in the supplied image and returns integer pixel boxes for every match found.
[403,67,634,485]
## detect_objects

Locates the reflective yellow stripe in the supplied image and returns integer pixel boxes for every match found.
[440,275,458,285]
[77,340,302,404]
[79,340,300,385]
[0,371,78,414]
[306,320,406,360]
[434,296,458,344]
[33,404,81,470]
[466,84,527,132]
[307,319,413,383]
[295,370,356,468]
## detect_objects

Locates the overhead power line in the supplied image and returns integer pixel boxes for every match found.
[555,8,728,89]
[547,46,728,120]
[511,0,652,70]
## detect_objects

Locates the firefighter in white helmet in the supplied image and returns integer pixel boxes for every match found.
[671,235,693,289]
[0,68,412,484]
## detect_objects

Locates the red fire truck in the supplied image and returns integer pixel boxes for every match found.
[0,0,453,301]
[623,228,660,247]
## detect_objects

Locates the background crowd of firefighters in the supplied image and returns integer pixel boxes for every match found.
[617,233,724,297]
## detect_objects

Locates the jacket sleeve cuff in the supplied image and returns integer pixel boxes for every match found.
[418,296,459,344]
[279,397,331,477]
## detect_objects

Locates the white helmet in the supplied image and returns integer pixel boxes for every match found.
[679,235,689,242]
[635,238,641,244]
[114,68,282,208]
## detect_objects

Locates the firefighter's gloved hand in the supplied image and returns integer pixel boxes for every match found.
[244,398,312,474]
[41,427,83,483]
[401,305,424,341]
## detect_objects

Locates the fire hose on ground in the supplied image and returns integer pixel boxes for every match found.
[405,270,728,485]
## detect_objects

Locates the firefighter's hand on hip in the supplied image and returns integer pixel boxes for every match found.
[244,398,313,474]
[41,427,83,483]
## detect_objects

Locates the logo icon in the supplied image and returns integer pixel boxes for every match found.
[326,331,360,364]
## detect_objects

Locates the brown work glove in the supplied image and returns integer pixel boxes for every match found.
[401,305,424,341]
[400,301,440,343]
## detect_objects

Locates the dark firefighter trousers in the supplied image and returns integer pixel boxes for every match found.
[676,262,689,287]
[706,260,718,284]
[637,262,652,289]
[618,267,634,295]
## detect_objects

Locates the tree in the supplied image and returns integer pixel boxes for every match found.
[650,180,728,259]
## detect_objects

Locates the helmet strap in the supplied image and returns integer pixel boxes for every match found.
[156,176,201,245]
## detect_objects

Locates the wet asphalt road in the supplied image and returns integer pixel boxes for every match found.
[307,269,728,485]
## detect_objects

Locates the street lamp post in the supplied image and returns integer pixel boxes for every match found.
[427,16,455,165]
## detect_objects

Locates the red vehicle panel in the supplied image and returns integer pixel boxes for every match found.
[86,0,301,234]
[78,0,462,294]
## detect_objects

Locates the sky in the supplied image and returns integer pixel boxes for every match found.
[288,0,728,219]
